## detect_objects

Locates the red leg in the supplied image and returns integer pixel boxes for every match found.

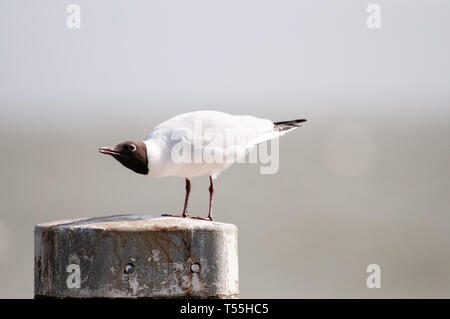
[208,176,214,221]
[182,178,191,217]
[192,176,214,221]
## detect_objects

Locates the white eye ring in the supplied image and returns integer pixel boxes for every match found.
[129,144,137,152]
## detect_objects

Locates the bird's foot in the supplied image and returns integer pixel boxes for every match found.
[191,216,214,222]
[161,213,190,218]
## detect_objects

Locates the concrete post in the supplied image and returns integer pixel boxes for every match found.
[34,215,238,298]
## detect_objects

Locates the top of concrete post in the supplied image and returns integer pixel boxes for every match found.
[36,214,237,232]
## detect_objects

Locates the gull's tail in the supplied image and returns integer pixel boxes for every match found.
[245,118,307,147]
[274,119,307,134]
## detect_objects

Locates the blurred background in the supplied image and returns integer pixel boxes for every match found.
[1,0,449,298]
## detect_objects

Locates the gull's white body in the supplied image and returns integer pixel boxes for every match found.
[143,110,294,179]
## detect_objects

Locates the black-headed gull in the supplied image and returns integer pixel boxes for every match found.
[99,110,306,221]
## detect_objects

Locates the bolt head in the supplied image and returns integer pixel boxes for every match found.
[190,262,201,273]
[124,263,134,274]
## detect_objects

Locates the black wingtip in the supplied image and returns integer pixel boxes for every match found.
[274,119,307,126]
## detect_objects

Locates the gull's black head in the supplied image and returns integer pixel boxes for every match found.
[99,141,148,175]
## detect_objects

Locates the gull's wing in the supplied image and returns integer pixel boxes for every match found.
[146,110,280,150]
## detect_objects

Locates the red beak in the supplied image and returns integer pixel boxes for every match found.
[99,147,121,156]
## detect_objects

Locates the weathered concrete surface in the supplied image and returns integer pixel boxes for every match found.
[34,215,238,298]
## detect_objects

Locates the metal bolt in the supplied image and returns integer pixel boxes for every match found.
[190,262,201,273]
[124,263,134,274]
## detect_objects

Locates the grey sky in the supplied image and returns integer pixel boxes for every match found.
[1,1,449,125]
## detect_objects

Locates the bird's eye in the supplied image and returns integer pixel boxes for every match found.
[129,144,137,152]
